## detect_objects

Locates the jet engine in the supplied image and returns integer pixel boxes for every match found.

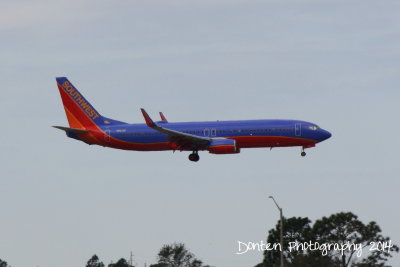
[208,139,240,154]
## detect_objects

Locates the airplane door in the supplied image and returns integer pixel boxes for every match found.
[105,129,111,142]
[295,123,301,136]
[204,128,210,136]
[211,128,216,137]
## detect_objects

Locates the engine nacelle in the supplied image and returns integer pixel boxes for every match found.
[208,139,240,154]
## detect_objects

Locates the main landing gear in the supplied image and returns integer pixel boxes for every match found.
[188,151,200,162]
[301,148,306,157]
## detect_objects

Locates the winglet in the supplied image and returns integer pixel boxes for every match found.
[141,108,156,127]
[159,112,168,122]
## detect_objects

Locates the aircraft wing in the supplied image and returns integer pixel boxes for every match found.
[141,109,210,150]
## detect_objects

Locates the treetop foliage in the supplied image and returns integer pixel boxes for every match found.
[257,212,399,267]
[150,243,205,267]
[86,254,105,267]
[108,258,131,267]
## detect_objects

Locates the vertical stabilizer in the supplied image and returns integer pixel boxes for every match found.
[56,77,105,129]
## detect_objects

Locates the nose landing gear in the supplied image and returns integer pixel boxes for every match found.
[301,148,306,157]
[188,151,200,162]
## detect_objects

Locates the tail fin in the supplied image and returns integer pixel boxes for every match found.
[56,77,106,129]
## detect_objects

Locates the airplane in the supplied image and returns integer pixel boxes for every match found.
[53,77,331,162]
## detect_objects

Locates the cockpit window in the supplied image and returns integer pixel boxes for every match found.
[308,125,318,131]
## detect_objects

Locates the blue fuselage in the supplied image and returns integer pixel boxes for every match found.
[91,119,331,150]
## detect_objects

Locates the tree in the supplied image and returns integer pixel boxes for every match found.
[86,255,105,267]
[108,258,132,267]
[150,243,205,267]
[256,216,328,267]
[312,212,399,267]
[256,212,399,267]
[0,259,8,267]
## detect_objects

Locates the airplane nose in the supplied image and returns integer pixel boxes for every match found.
[320,129,332,141]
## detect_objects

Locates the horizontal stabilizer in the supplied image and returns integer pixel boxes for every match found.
[53,126,88,134]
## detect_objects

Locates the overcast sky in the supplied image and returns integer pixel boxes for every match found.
[1,1,400,267]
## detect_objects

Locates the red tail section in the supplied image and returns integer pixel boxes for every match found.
[56,77,104,129]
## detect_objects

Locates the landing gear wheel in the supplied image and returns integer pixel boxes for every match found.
[301,147,306,157]
[188,152,200,162]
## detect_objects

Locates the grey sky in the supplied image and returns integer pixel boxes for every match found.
[1,0,399,266]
